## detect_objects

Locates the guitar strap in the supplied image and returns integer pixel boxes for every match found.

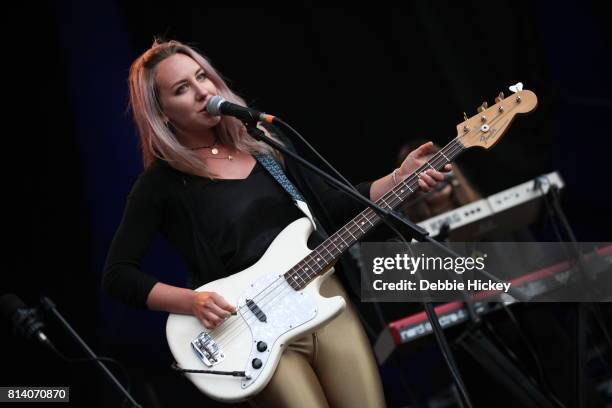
[255,153,317,230]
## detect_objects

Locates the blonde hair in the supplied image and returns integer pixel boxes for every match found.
[128,39,278,177]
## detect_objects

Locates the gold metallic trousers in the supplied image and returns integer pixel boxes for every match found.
[249,275,386,408]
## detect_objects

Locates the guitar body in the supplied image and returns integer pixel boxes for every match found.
[166,217,346,402]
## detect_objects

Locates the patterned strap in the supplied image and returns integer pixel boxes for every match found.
[255,154,304,201]
[255,154,316,229]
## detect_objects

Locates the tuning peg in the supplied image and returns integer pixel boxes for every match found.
[477,101,488,113]
[495,92,505,103]
[509,82,523,93]
[463,112,468,121]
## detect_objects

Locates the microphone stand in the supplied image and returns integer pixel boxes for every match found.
[40,297,143,408]
[243,120,529,407]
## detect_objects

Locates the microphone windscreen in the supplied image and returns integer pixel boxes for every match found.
[0,293,26,320]
[206,95,226,116]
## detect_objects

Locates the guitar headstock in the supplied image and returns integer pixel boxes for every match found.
[456,83,537,150]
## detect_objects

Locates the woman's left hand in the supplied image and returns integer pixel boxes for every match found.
[399,141,452,192]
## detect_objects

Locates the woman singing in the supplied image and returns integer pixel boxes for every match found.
[103,39,450,407]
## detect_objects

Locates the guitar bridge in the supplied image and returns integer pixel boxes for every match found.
[191,332,225,367]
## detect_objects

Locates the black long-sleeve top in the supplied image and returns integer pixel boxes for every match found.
[102,136,372,308]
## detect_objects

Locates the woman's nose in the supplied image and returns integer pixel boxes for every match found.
[194,83,209,100]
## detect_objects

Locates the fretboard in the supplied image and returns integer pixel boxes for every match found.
[284,138,465,290]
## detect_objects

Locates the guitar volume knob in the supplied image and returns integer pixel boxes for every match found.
[257,341,268,352]
[252,358,263,369]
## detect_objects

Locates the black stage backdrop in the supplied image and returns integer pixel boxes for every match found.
[3,2,611,407]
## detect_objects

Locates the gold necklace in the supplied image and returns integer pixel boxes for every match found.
[202,147,235,161]
[189,137,234,160]
[188,137,219,154]
[203,154,234,161]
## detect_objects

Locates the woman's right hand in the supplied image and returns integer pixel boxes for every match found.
[191,291,237,330]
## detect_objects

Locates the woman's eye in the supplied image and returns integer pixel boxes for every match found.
[196,72,207,81]
[175,84,188,95]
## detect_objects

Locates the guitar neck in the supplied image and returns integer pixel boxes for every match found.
[284,137,466,290]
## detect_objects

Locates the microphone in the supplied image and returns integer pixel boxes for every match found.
[433,169,458,192]
[0,293,54,348]
[442,169,456,187]
[206,95,276,124]
[427,170,455,193]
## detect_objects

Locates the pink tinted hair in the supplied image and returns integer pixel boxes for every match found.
[128,39,278,177]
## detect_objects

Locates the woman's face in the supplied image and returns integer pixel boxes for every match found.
[155,53,221,136]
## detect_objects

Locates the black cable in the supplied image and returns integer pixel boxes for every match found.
[170,362,246,377]
[499,305,568,408]
[480,317,541,385]
[44,341,134,408]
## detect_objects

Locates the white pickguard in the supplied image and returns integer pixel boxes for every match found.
[238,270,318,388]
[166,217,346,402]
